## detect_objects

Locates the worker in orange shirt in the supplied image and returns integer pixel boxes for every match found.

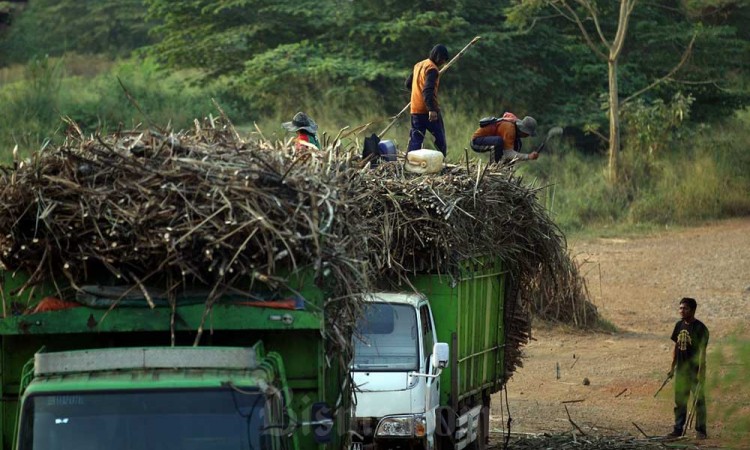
[405,44,449,156]
[471,112,539,163]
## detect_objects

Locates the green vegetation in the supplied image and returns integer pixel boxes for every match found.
[709,334,750,448]
[0,56,237,157]
[1,54,749,233]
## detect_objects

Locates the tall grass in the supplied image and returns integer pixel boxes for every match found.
[709,334,750,448]
[517,112,750,232]
[0,55,239,160]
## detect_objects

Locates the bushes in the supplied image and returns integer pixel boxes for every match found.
[520,111,750,232]
[0,56,240,159]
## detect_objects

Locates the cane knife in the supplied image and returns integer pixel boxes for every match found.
[536,126,564,154]
[653,373,672,398]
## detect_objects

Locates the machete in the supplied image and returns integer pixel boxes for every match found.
[536,126,564,154]
[653,373,673,398]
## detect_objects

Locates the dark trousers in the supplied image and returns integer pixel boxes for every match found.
[471,136,504,163]
[407,113,446,155]
[674,369,707,434]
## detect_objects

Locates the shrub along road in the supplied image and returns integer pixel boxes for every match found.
[491,218,750,448]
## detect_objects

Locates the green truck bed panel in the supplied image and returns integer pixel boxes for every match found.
[411,259,506,406]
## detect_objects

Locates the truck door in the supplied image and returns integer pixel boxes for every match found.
[419,303,440,428]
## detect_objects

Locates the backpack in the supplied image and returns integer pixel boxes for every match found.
[479,112,519,128]
[479,116,500,127]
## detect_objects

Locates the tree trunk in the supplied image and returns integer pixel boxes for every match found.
[607,58,620,183]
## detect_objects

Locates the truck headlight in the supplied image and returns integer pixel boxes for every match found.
[375,415,425,438]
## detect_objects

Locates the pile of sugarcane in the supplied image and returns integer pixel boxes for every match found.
[0,114,594,374]
[504,432,675,449]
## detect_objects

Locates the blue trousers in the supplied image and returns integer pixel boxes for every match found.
[407,113,446,155]
[471,136,504,163]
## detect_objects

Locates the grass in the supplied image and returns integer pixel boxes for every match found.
[0,56,238,160]
[709,332,750,448]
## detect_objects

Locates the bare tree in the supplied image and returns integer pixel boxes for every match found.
[550,0,636,182]
[511,0,697,183]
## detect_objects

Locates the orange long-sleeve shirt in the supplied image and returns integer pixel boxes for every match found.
[471,120,516,150]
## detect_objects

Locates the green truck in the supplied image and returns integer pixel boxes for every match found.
[0,272,346,450]
[351,259,514,450]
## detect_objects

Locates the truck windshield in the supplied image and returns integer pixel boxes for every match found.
[353,302,419,371]
[19,388,271,450]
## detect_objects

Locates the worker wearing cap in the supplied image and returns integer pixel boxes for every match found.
[405,44,449,156]
[283,112,321,153]
[471,113,539,163]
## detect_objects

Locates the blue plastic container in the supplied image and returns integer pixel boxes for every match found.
[377,140,398,162]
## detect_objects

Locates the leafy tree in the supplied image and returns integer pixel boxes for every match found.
[145,0,578,121]
[145,0,748,144]
[0,0,153,64]
[507,0,749,181]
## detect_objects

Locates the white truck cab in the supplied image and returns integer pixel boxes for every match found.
[350,293,449,450]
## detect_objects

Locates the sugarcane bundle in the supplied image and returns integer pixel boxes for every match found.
[0,115,594,369]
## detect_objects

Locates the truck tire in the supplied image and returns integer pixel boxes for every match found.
[434,433,452,450]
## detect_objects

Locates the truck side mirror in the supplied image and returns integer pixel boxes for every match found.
[310,402,333,444]
[431,343,449,369]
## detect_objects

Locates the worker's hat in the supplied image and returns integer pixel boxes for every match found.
[283,112,318,134]
[515,116,537,137]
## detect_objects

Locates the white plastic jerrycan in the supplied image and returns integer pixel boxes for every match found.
[404,149,444,174]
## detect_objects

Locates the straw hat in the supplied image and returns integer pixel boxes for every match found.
[515,116,537,137]
[282,112,318,134]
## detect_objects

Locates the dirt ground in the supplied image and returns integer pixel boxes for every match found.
[489,218,750,448]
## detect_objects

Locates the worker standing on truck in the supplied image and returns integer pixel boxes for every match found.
[666,297,709,439]
[470,112,539,163]
[283,111,321,154]
[405,44,449,156]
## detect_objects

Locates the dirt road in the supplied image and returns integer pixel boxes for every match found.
[491,218,750,448]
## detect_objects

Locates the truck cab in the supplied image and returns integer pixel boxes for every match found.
[350,293,448,450]
[16,346,293,450]
[350,260,508,450]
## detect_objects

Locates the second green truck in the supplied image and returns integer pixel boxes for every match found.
[0,273,346,450]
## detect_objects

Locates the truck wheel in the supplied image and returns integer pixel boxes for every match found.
[434,434,452,450]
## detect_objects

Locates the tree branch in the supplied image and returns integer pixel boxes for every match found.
[587,127,610,143]
[575,0,611,48]
[558,0,608,61]
[666,78,720,86]
[611,0,636,60]
[622,33,697,105]
[550,2,579,25]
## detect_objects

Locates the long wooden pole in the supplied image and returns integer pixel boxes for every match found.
[378,36,482,139]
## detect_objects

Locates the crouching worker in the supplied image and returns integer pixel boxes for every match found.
[283,112,321,154]
[470,112,538,163]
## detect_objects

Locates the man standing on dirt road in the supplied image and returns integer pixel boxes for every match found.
[405,44,449,156]
[666,297,709,439]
